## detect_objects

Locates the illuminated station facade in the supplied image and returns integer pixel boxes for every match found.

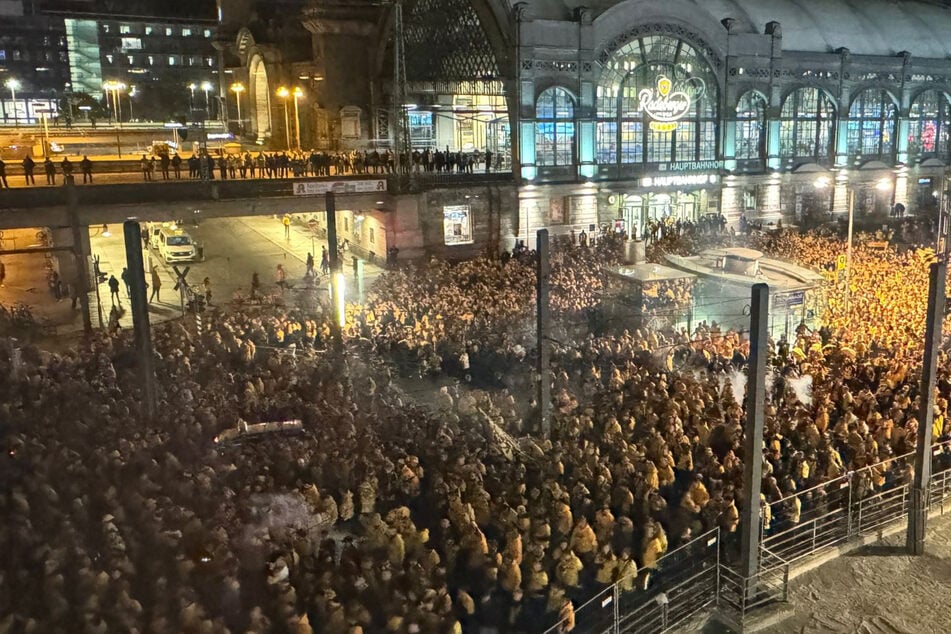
[220,0,951,256]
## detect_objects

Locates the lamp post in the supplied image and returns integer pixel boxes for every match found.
[230,82,245,131]
[128,85,136,122]
[188,82,197,112]
[292,86,303,151]
[5,78,20,127]
[277,86,291,151]
[103,80,126,157]
[201,81,213,119]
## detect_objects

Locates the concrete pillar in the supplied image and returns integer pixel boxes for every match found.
[302,2,382,146]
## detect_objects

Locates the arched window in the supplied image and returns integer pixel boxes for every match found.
[736,91,767,160]
[779,88,836,161]
[596,35,718,166]
[909,90,951,159]
[535,87,575,166]
[847,88,897,159]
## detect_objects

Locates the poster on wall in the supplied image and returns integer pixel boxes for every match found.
[340,106,362,139]
[567,194,597,222]
[549,197,566,224]
[443,205,473,245]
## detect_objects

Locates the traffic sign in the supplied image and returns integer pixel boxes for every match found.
[172,265,191,292]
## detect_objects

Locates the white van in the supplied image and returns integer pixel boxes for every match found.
[158,226,198,263]
[147,223,165,250]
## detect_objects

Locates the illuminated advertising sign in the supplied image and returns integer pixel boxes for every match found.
[638,74,705,132]
[443,205,473,245]
[641,174,718,188]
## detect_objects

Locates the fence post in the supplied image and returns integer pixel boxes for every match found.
[715,527,722,607]
[537,228,552,438]
[856,497,863,536]
[740,283,769,596]
[845,477,854,537]
[908,260,946,555]
[612,584,620,634]
[123,220,156,419]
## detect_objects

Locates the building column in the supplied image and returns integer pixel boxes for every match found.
[896,115,911,166]
[835,118,850,167]
[766,117,781,170]
[302,2,382,148]
[520,120,537,181]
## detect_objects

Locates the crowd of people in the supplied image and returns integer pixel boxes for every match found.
[4,146,505,187]
[6,222,951,633]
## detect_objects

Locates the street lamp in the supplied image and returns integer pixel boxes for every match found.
[5,78,20,127]
[188,82,197,111]
[128,85,136,122]
[201,81,213,118]
[102,80,126,157]
[230,82,245,130]
[292,86,303,151]
[276,86,291,152]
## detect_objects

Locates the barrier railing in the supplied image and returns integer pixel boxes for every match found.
[718,547,790,624]
[761,448,916,564]
[542,527,720,634]
[542,439,951,633]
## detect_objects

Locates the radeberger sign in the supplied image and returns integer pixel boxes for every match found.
[638,74,703,132]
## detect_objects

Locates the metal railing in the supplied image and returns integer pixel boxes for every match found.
[542,527,721,634]
[761,448,917,564]
[718,547,790,624]
[540,439,951,633]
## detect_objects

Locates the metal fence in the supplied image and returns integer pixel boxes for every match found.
[542,528,721,634]
[540,439,951,633]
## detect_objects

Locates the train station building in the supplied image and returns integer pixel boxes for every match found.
[223,0,951,256]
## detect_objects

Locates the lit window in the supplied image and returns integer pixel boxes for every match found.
[12,50,21,61]
[535,87,576,167]
[147,55,154,66]
[1,50,9,61]
[59,51,67,62]
[165,27,173,36]
[127,55,134,64]
[182,28,192,36]
[779,88,836,161]
[119,25,131,34]
[735,91,767,161]
[203,29,212,38]
[145,26,153,35]
[168,56,176,66]
[206,57,213,67]
[595,35,719,166]
[106,54,114,63]
[846,89,897,159]
[102,24,110,33]
[909,90,951,158]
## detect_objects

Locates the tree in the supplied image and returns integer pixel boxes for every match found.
[61,92,109,123]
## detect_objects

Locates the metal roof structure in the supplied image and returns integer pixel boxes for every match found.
[512,0,951,58]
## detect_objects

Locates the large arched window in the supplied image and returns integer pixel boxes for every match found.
[596,35,718,166]
[909,90,951,159]
[535,87,575,166]
[736,91,767,160]
[847,88,897,159]
[779,88,836,161]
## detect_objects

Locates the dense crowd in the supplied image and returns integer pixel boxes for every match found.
[5,225,951,633]
[5,146,504,187]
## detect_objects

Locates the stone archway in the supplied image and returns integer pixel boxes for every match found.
[248,54,272,144]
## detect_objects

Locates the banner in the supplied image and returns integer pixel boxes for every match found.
[293,179,387,196]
